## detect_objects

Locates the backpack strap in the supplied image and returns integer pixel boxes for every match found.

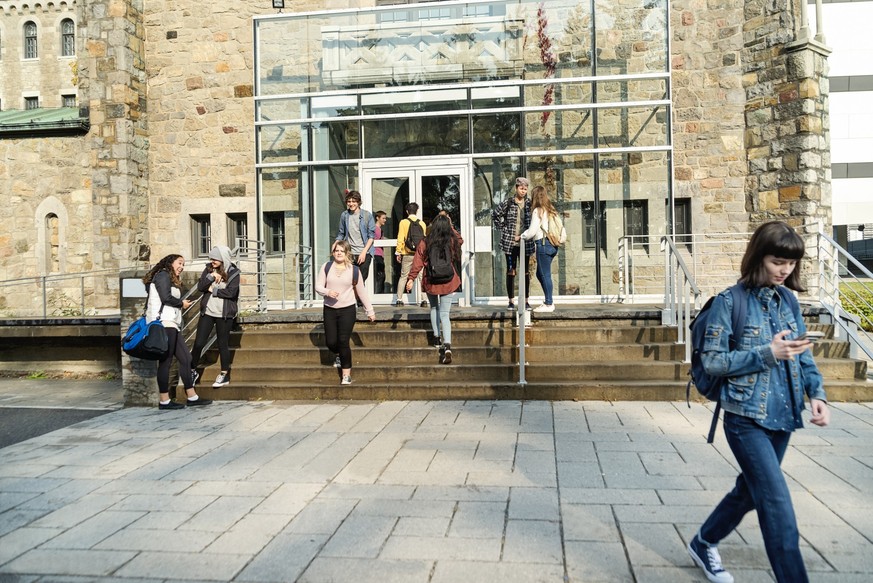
[324,259,359,287]
[706,283,749,443]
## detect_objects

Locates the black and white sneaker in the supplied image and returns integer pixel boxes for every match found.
[333,356,342,368]
[213,371,230,388]
[191,370,200,386]
[688,535,734,583]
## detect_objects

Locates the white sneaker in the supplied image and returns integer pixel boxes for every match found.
[341,375,352,385]
[533,303,555,313]
[212,371,230,388]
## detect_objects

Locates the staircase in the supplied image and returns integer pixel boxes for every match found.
[191,306,871,402]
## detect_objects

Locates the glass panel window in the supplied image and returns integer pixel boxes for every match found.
[582,202,606,250]
[227,213,248,251]
[24,22,38,59]
[264,212,286,254]
[191,215,211,257]
[62,94,76,108]
[24,97,39,110]
[363,115,469,158]
[61,19,75,57]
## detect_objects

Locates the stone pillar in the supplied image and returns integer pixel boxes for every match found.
[743,0,831,234]
[120,269,156,406]
[79,0,150,266]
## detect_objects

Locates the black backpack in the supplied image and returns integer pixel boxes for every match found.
[426,242,455,285]
[686,284,748,443]
[405,219,424,253]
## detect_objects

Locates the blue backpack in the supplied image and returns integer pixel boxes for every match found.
[686,284,748,443]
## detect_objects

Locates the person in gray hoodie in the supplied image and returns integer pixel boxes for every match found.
[191,245,240,388]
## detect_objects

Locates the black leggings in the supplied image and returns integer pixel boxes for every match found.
[324,305,357,369]
[506,246,531,301]
[157,327,194,394]
[191,314,234,372]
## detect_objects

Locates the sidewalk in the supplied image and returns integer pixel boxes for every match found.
[1,380,872,582]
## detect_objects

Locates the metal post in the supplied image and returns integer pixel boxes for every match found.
[517,245,527,386]
[80,276,85,316]
[42,276,47,318]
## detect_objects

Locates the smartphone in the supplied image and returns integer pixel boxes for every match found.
[797,331,825,342]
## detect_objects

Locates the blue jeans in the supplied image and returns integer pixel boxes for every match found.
[535,239,558,305]
[699,412,807,583]
[427,293,452,344]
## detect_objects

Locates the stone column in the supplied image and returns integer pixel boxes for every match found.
[743,0,831,234]
[78,0,150,266]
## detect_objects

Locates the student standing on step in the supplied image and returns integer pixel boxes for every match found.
[335,190,376,282]
[395,202,427,307]
[316,240,376,385]
[143,254,212,410]
[520,185,566,313]
[492,177,533,310]
[687,221,829,583]
[374,210,387,294]
[190,245,240,389]
[405,214,463,364]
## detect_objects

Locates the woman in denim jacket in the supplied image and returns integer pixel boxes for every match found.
[688,221,830,583]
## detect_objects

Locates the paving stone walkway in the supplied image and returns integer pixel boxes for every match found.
[1,389,872,582]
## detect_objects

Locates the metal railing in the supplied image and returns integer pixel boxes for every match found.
[655,225,873,366]
[0,267,144,319]
[814,228,873,361]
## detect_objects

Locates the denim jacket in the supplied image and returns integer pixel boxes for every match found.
[335,209,376,256]
[702,285,826,422]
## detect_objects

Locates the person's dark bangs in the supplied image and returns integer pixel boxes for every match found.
[766,230,805,260]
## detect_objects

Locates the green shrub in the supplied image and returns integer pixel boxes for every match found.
[840,283,873,332]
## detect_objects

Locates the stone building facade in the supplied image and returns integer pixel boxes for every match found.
[0,0,831,315]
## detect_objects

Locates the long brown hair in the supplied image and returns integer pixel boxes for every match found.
[530,185,557,218]
[739,221,806,291]
[142,254,183,289]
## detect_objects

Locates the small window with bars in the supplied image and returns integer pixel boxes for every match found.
[61,19,75,57]
[62,94,77,108]
[24,21,38,59]
[264,212,286,254]
[24,96,39,110]
[191,215,212,257]
[227,213,248,253]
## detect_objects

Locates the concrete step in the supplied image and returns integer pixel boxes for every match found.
[191,378,873,403]
[230,325,681,349]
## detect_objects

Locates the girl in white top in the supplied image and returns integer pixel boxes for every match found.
[316,240,376,385]
[520,185,566,312]
[142,254,211,409]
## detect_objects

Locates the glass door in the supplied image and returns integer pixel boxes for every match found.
[362,162,470,305]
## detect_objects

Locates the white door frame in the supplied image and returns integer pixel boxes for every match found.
[361,159,473,306]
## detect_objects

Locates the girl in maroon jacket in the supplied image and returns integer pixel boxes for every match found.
[406,214,463,364]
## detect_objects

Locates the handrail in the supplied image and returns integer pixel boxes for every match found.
[517,245,528,385]
[661,236,702,363]
[814,228,873,362]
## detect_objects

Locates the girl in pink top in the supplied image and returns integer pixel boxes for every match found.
[316,240,376,385]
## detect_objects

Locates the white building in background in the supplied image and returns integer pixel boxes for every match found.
[820,0,873,239]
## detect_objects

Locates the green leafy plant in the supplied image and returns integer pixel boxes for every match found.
[26,371,48,379]
[840,283,873,332]
[47,290,95,317]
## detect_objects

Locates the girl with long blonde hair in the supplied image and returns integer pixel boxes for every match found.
[521,185,565,312]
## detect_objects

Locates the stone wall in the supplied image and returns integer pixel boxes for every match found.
[670,0,749,235]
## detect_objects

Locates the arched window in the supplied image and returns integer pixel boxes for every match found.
[46,214,60,273]
[61,19,75,57]
[24,21,38,59]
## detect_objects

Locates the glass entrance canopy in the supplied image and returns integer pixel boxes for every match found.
[253,0,673,305]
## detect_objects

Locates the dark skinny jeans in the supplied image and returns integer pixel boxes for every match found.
[324,304,358,369]
[191,314,234,372]
[157,327,194,394]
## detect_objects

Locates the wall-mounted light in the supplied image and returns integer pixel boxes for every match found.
[272,0,284,11]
